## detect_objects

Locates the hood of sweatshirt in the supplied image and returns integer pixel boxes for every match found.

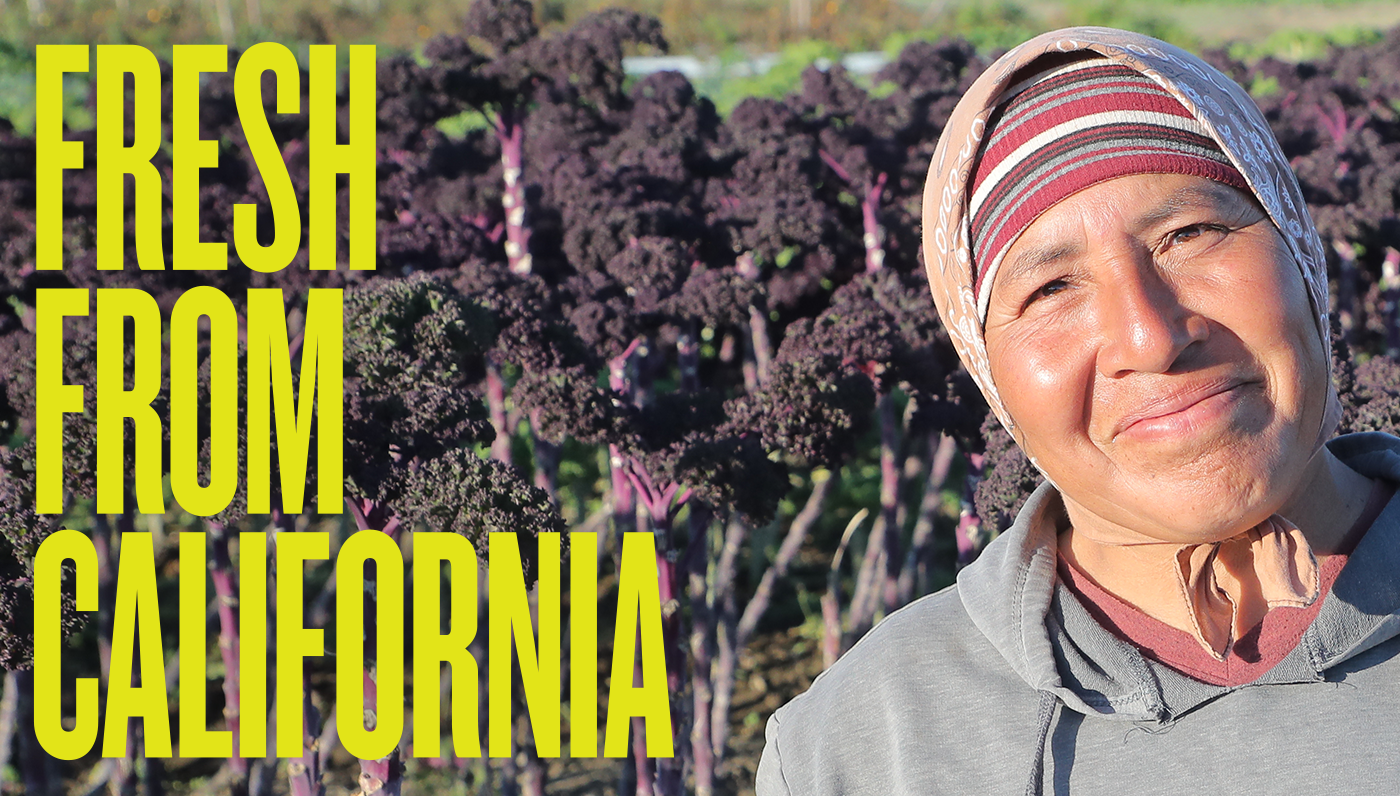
[957,431,1400,725]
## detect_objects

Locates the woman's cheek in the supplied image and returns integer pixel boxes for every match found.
[996,329,1093,445]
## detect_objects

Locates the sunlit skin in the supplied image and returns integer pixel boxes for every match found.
[982,173,1377,633]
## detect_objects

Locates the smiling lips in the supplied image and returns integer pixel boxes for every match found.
[1111,376,1257,442]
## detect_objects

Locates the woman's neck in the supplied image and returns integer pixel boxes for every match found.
[1056,448,1376,635]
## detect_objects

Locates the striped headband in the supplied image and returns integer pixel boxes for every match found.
[967,56,1248,321]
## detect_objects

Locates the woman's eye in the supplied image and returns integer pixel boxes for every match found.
[1025,279,1068,307]
[1169,223,1227,247]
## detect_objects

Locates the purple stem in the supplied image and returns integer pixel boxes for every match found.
[608,340,644,556]
[817,149,852,183]
[823,510,868,670]
[93,512,140,795]
[737,472,835,646]
[316,708,338,779]
[685,507,717,796]
[1315,102,1366,153]
[346,499,403,796]
[487,363,514,465]
[653,544,684,796]
[1334,238,1359,347]
[0,670,16,787]
[624,456,694,794]
[817,150,887,273]
[608,443,636,553]
[862,173,888,273]
[91,515,117,683]
[737,253,772,390]
[508,586,547,796]
[496,106,532,275]
[845,514,886,649]
[17,670,55,796]
[877,393,903,614]
[678,319,701,393]
[956,452,987,567]
[529,412,561,503]
[475,579,504,795]
[287,670,326,796]
[515,669,547,796]
[608,340,642,440]
[355,670,401,796]
[630,650,657,796]
[208,522,250,796]
[624,460,689,796]
[1384,248,1400,357]
[897,434,956,604]
[820,583,843,672]
[248,526,281,796]
[501,747,521,796]
[708,516,747,759]
[141,727,165,796]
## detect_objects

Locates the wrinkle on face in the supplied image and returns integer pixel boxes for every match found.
[982,173,1328,546]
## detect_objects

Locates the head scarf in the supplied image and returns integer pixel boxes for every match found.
[920,28,1343,659]
[967,56,1249,318]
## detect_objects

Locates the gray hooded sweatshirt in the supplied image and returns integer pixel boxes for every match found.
[756,432,1400,795]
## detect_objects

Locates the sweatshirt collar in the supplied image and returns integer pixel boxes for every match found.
[958,431,1400,722]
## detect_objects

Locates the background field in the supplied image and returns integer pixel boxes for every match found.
[4,0,1400,129]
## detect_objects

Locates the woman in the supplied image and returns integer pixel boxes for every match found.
[756,27,1400,795]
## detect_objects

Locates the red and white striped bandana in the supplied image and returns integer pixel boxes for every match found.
[967,55,1249,321]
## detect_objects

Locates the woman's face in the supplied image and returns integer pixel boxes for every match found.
[983,173,1329,544]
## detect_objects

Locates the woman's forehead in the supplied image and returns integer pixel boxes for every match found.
[983,178,1271,327]
[996,176,1282,303]
[1000,176,1263,277]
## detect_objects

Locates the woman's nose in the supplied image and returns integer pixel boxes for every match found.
[1094,256,1209,378]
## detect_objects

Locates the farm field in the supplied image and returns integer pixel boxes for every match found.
[5,1,1400,796]
[4,0,1400,66]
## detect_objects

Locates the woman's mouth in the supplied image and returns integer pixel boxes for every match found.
[1112,378,1258,443]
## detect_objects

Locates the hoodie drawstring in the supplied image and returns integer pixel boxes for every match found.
[1025,690,1061,796]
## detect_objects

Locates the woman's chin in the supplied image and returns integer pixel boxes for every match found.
[1058,453,1294,545]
